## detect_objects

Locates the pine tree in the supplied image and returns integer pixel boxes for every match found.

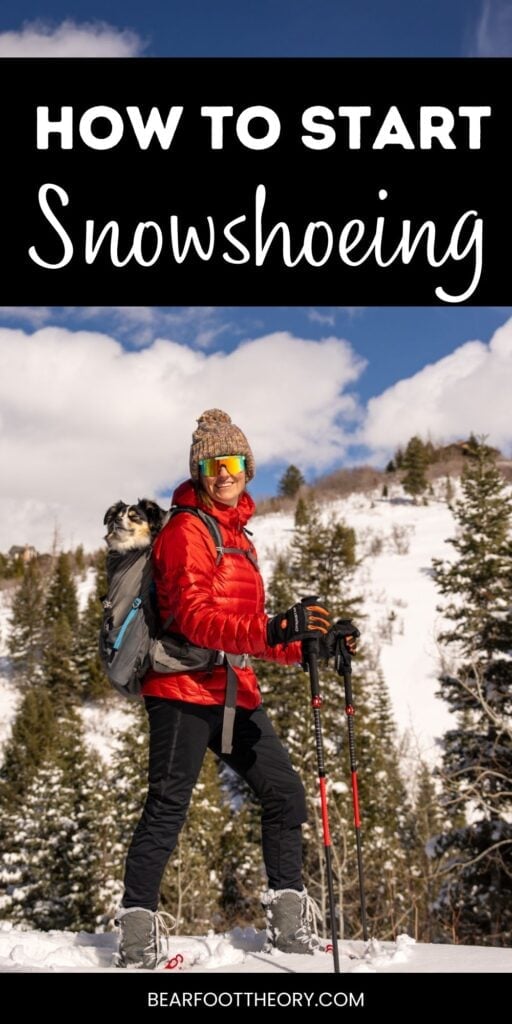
[0,684,58,811]
[43,614,81,704]
[0,705,113,930]
[353,654,415,938]
[278,465,305,498]
[73,544,86,575]
[401,436,430,501]
[394,446,404,470]
[44,552,79,631]
[76,553,111,700]
[40,552,81,704]
[109,702,149,888]
[290,497,357,614]
[409,761,442,941]
[258,500,411,941]
[431,439,512,945]
[7,560,46,685]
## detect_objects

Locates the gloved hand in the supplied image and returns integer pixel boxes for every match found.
[318,620,360,661]
[267,597,331,646]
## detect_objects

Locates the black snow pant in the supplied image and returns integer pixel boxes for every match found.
[123,698,308,911]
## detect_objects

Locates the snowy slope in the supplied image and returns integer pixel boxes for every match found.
[0,490,459,760]
[251,487,456,759]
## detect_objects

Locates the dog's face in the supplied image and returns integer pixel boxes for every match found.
[103,499,166,552]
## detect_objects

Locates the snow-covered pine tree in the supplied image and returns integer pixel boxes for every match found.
[0,684,58,812]
[41,552,81,704]
[0,704,113,930]
[409,760,443,941]
[76,552,111,700]
[44,552,79,631]
[109,701,149,889]
[354,650,416,939]
[7,560,46,685]
[258,498,412,940]
[43,614,81,704]
[431,439,512,945]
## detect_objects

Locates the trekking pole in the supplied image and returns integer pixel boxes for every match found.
[301,606,341,974]
[333,620,368,942]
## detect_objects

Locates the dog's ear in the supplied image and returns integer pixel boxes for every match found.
[137,498,165,531]
[103,501,124,526]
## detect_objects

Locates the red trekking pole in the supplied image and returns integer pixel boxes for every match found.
[333,620,368,941]
[302,624,341,974]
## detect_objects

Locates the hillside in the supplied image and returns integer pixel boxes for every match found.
[0,483,457,761]
[251,482,456,758]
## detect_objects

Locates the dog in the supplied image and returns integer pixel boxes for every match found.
[103,499,167,553]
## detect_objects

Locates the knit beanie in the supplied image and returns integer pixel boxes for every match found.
[189,409,256,481]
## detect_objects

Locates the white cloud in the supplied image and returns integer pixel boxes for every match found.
[0,327,364,552]
[473,1,512,55]
[361,318,512,458]
[0,307,233,349]
[307,308,364,326]
[0,20,145,57]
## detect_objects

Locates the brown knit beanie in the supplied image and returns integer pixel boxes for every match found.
[189,409,256,481]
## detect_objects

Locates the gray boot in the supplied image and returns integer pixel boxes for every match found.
[114,907,171,969]
[262,888,324,955]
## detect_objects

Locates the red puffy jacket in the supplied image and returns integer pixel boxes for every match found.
[142,480,303,708]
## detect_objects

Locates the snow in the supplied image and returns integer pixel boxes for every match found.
[80,699,136,762]
[251,488,457,759]
[76,567,97,611]
[0,923,510,974]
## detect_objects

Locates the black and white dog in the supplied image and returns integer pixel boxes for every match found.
[103,499,167,553]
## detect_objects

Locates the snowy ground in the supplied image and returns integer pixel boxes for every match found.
[0,924,510,974]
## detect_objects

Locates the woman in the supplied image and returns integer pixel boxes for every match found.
[115,409,334,969]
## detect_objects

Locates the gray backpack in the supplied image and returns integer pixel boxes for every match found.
[99,505,255,701]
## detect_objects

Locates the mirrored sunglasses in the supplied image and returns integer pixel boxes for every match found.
[199,454,246,477]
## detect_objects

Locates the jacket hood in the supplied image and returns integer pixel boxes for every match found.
[172,479,255,529]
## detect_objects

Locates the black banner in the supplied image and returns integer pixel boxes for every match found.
[1,57,510,304]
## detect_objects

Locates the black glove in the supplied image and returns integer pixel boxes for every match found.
[267,596,331,646]
[319,620,360,662]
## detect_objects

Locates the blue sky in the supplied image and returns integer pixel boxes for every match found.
[0,3,511,549]
[0,1,509,57]
[1,302,511,550]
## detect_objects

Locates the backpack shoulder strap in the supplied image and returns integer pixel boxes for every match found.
[168,505,224,564]
[168,505,259,570]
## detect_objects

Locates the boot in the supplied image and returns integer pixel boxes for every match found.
[262,887,324,955]
[114,907,172,969]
